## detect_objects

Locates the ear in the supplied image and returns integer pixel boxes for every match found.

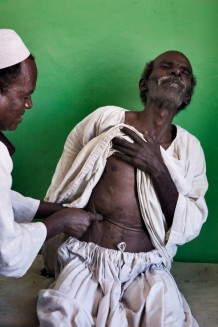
[183,93,191,106]
[139,78,148,92]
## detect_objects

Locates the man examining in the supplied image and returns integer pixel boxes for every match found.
[0,29,102,278]
[38,51,208,326]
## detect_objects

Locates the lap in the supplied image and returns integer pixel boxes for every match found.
[37,240,198,327]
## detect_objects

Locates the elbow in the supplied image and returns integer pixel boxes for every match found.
[0,264,28,278]
[0,250,29,278]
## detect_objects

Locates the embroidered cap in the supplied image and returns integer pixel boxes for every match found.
[0,29,30,69]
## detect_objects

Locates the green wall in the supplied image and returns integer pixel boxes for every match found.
[1,0,217,263]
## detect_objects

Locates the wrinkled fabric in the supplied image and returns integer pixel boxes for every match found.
[38,239,198,327]
[0,141,47,277]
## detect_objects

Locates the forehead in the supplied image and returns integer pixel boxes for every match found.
[153,51,192,70]
[9,58,37,93]
[20,58,37,80]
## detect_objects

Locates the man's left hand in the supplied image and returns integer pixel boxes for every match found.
[112,126,163,175]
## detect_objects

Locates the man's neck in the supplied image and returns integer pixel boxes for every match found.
[142,102,176,142]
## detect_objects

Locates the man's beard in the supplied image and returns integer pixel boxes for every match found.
[149,76,188,109]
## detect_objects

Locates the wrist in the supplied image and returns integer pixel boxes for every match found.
[36,201,65,219]
[43,214,64,240]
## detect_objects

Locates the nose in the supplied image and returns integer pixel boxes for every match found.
[170,67,181,77]
[25,97,33,109]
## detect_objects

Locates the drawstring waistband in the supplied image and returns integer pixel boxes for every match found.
[117,242,126,252]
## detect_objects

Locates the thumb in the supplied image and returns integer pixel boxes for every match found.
[144,130,156,143]
[89,212,103,221]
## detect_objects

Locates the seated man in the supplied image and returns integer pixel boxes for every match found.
[37,51,208,327]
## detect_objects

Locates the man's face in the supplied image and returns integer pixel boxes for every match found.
[0,57,37,131]
[146,51,193,108]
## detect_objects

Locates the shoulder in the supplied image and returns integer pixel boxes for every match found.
[84,105,127,122]
[174,125,206,169]
[68,106,127,142]
[0,141,12,164]
[0,141,13,173]
[175,125,203,149]
[91,106,127,131]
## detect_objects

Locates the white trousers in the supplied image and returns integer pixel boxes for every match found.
[37,238,198,327]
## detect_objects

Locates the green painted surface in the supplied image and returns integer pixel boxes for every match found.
[1,0,217,263]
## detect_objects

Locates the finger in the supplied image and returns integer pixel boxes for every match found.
[144,130,156,144]
[113,151,133,162]
[113,152,136,166]
[89,212,103,221]
[113,136,132,145]
[113,137,136,150]
[121,127,144,143]
[113,143,136,157]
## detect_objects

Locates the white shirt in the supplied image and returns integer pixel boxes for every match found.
[0,141,47,277]
[45,106,208,265]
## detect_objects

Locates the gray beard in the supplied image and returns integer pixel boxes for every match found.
[152,94,184,109]
[149,76,187,109]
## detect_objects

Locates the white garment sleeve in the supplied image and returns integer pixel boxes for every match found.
[0,143,47,277]
[167,139,208,245]
[10,190,40,223]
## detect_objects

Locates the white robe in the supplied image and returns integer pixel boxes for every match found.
[0,141,47,277]
[38,106,208,326]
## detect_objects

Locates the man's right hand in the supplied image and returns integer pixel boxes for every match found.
[42,208,103,240]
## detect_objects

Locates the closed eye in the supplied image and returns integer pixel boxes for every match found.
[181,65,191,76]
[159,60,172,69]
[160,63,171,69]
[181,69,190,76]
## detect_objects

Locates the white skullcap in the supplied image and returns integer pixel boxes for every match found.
[0,29,30,69]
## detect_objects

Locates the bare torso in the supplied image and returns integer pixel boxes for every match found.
[81,125,155,252]
[81,93,177,252]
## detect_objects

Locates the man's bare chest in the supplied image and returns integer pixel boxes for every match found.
[86,156,144,229]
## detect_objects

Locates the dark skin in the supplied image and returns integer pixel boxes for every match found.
[35,202,102,240]
[0,57,102,241]
[81,51,193,252]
